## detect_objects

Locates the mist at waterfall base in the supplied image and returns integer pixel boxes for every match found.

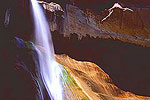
[31,0,64,100]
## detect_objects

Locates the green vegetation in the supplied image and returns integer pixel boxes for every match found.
[81,97,87,100]
[59,64,89,100]
[60,65,76,88]
[25,41,34,48]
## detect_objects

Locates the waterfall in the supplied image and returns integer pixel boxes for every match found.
[30,0,63,100]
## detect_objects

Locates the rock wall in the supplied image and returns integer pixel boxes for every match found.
[64,3,150,46]
[1,0,150,99]
[56,54,150,100]
[52,31,150,96]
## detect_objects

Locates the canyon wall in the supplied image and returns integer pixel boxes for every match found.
[1,0,150,99]
[52,31,150,96]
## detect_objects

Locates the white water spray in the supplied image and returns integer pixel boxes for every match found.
[31,0,63,100]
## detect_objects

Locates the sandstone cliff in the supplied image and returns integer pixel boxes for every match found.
[56,54,150,100]
[64,2,150,46]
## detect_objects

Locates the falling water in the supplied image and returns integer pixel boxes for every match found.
[30,0,63,100]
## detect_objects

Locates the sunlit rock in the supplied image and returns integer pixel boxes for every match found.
[38,1,63,12]
[56,54,150,100]
[38,1,65,33]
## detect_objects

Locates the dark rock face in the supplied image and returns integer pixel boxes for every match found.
[0,1,36,99]
[0,36,51,100]
[0,39,38,100]
[74,0,150,10]
[74,0,115,11]
[0,0,34,41]
[52,32,150,96]
[0,1,52,99]
[117,0,150,8]
[63,0,150,46]
[69,0,150,12]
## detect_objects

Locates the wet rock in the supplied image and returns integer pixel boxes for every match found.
[0,37,49,100]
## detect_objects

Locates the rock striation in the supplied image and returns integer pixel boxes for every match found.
[56,54,150,100]
[63,2,150,46]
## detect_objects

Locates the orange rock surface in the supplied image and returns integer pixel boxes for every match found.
[56,54,150,100]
